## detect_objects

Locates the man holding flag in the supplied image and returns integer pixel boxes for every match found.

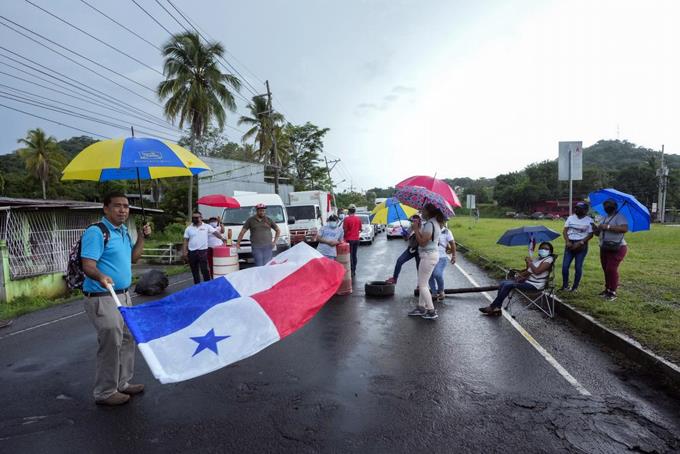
[81,192,150,406]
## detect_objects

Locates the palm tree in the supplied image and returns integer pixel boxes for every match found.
[17,128,65,199]
[239,96,286,193]
[157,31,241,220]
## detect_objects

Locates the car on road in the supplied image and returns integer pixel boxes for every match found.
[386,220,411,239]
[358,214,375,244]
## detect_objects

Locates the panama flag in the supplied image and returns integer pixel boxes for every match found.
[119,243,345,384]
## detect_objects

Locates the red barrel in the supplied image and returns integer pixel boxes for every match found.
[335,242,352,295]
[212,246,239,277]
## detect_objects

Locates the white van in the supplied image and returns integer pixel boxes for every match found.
[221,193,293,262]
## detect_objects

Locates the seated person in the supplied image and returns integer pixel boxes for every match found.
[479,242,556,316]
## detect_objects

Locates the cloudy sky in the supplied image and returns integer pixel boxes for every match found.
[1,0,679,191]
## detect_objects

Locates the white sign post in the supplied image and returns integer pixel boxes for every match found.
[466,194,477,224]
[558,141,583,216]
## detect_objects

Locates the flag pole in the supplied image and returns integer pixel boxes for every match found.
[106,284,122,308]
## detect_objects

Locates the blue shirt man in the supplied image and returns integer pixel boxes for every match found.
[81,217,133,292]
[80,192,150,407]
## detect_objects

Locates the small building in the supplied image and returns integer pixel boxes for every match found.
[197,157,295,219]
[0,197,150,303]
[531,198,584,217]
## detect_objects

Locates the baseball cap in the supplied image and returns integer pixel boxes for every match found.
[348,204,356,210]
[256,203,266,209]
[575,202,588,208]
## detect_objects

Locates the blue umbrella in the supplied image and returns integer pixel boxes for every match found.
[588,188,650,232]
[497,225,560,247]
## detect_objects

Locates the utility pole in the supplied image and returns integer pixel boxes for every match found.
[265,80,279,195]
[657,144,669,223]
[324,155,340,210]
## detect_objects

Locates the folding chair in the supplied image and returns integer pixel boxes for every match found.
[504,260,557,318]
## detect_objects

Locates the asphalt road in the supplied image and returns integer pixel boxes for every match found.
[1,234,679,453]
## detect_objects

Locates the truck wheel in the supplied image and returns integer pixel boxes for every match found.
[365,281,395,297]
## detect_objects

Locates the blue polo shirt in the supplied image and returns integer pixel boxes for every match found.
[81,217,134,293]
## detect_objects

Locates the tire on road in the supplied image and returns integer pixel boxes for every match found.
[365,280,395,297]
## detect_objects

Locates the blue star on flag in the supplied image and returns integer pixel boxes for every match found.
[190,329,230,357]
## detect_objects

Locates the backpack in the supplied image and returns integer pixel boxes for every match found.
[66,223,109,290]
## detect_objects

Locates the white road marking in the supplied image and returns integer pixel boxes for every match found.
[0,277,194,341]
[454,262,592,397]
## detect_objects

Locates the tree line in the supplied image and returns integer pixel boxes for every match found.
[362,140,679,214]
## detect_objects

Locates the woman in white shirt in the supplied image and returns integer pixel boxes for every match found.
[428,214,456,302]
[561,202,594,292]
[479,242,556,316]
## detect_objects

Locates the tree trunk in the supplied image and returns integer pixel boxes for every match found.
[188,134,195,221]
[41,179,46,200]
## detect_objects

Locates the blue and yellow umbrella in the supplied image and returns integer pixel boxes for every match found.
[370,197,418,225]
[61,137,210,181]
[62,136,211,220]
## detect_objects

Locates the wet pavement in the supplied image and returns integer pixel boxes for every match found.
[1,235,679,453]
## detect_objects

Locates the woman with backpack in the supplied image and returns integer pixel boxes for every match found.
[408,204,442,320]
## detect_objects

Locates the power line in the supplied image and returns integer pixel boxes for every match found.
[0,102,110,139]
[0,16,162,106]
[162,0,256,103]
[0,86,178,138]
[154,0,191,32]
[129,0,174,36]
[0,48,176,130]
[78,0,161,51]
[0,92,179,141]
[24,0,164,76]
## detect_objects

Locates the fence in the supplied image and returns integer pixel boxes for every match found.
[141,243,181,264]
[2,209,101,279]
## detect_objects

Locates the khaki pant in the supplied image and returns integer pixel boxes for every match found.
[83,292,135,401]
[417,250,439,311]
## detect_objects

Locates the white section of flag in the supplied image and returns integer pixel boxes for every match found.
[224,243,322,296]
[139,296,280,384]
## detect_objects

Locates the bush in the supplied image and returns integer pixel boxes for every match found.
[153,222,186,243]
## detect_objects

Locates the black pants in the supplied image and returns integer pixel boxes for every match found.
[188,249,211,284]
[348,240,360,275]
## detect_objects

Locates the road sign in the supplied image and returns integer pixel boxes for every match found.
[466,194,476,209]
[558,141,583,181]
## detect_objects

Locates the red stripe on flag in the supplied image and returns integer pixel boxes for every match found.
[251,258,345,339]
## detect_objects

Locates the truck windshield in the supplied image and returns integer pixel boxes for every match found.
[358,215,370,225]
[222,206,286,225]
[286,205,316,220]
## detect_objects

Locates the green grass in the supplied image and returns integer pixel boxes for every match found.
[0,265,190,321]
[451,218,680,364]
[0,291,83,320]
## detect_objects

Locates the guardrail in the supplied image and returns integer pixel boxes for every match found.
[141,243,181,264]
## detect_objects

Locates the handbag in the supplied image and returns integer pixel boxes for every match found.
[600,214,622,252]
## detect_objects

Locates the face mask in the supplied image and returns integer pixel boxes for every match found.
[538,249,550,258]
[192,218,200,225]
[328,222,338,229]
[209,222,217,228]
[339,214,345,220]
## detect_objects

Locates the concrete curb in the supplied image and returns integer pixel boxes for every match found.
[456,241,680,389]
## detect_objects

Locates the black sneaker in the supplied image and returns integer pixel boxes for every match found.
[604,291,617,301]
[421,310,438,320]
[408,307,426,317]
[598,290,609,297]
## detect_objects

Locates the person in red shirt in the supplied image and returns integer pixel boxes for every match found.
[342,204,362,277]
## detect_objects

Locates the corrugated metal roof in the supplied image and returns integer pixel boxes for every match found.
[0,197,162,213]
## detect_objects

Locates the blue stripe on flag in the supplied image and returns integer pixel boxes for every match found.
[119,277,241,343]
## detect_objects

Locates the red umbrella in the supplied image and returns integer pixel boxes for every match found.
[196,194,240,208]
[396,175,462,208]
